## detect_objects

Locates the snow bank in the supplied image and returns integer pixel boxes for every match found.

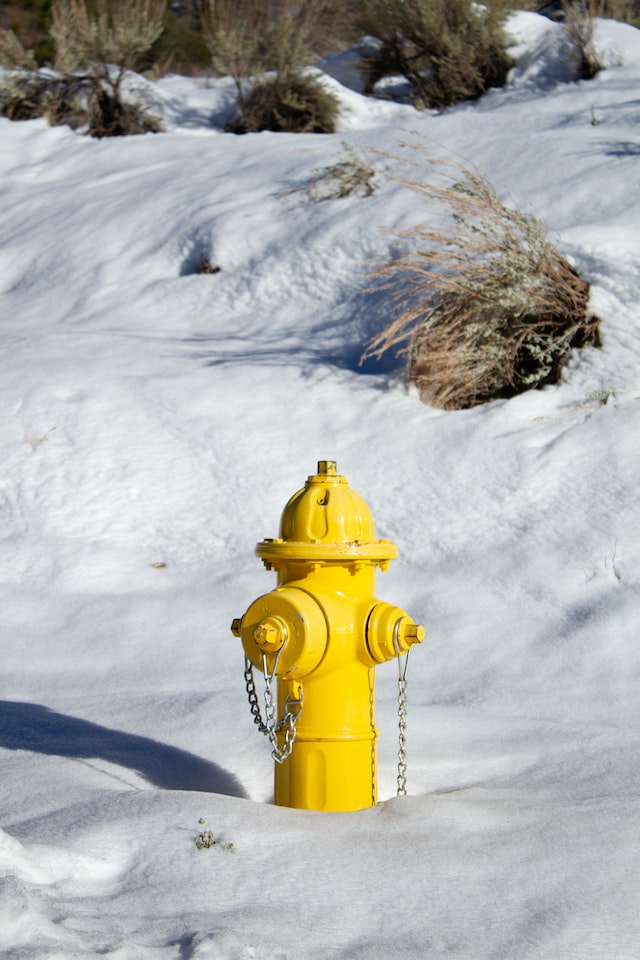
[1,13,639,960]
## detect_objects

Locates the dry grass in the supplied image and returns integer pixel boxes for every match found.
[603,0,640,25]
[550,0,640,25]
[363,147,600,409]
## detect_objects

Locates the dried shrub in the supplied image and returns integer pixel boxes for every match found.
[560,0,640,79]
[0,70,86,125]
[540,0,640,81]
[0,5,53,65]
[50,0,165,136]
[0,27,37,69]
[605,0,640,25]
[86,87,163,136]
[1,2,164,135]
[203,0,268,102]
[353,0,513,108]
[204,0,338,133]
[546,0,640,26]
[0,73,46,119]
[562,0,605,78]
[145,9,211,76]
[363,150,600,409]
[226,72,338,133]
[204,1,313,96]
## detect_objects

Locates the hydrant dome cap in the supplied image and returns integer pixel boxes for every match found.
[255,461,398,563]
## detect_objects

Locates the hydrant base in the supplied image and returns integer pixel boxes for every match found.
[274,736,377,812]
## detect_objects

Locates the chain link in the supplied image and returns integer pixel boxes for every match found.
[244,654,303,764]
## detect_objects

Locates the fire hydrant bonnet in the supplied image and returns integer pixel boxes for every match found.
[255,460,398,566]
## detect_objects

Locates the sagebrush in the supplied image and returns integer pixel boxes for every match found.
[0,71,88,126]
[363,148,600,409]
[51,0,165,136]
[353,0,513,108]
[204,0,338,133]
[562,0,605,78]
[226,72,338,133]
[0,27,37,69]
[0,0,164,135]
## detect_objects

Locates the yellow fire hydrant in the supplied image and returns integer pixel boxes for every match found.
[231,460,425,812]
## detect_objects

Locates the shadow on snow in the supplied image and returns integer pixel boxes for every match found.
[0,700,248,798]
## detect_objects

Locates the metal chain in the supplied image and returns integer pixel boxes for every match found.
[244,656,268,734]
[396,650,410,795]
[244,654,303,764]
[368,667,376,807]
[394,619,411,796]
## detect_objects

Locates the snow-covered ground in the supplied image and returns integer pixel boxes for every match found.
[1,11,639,959]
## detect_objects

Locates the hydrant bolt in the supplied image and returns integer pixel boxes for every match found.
[230,618,242,638]
[253,616,287,652]
[399,622,426,646]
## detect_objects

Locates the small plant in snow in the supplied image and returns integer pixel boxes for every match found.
[195,818,215,849]
[0,68,90,126]
[195,819,235,852]
[585,389,613,404]
[198,256,222,274]
[307,143,377,200]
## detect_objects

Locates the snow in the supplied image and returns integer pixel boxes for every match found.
[1,11,639,959]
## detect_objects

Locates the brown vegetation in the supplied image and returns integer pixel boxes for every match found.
[203,0,338,133]
[363,149,600,409]
[353,0,514,108]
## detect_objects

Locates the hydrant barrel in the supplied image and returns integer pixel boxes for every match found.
[232,461,425,812]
